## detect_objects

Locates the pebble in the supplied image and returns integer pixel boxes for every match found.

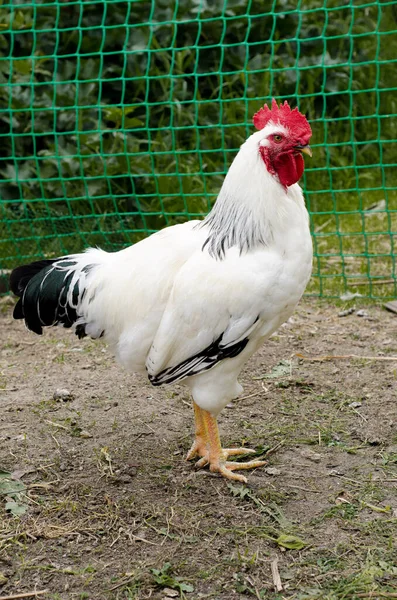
[79,430,93,439]
[356,309,369,318]
[265,467,281,476]
[349,401,362,409]
[162,589,178,598]
[53,388,74,402]
[300,448,322,462]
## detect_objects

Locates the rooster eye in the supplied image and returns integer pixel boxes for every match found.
[273,134,283,143]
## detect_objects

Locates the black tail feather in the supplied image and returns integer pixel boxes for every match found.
[10,259,56,297]
[11,259,58,333]
[9,257,90,335]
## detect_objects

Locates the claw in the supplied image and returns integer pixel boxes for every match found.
[186,440,201,461]
[194,456,209,469]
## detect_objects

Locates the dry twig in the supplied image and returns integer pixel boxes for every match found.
[355,593,397,598]
[0,591,49,600]
[271,558,283,592]
[44,419,68,430]
[347,278,396,286]
[264,440,285,458]
[296,353,397,362]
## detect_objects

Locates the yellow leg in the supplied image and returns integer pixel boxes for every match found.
[186,402,267,483]
[186,401,209,461]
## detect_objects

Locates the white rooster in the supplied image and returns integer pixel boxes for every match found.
[10,100,313,483]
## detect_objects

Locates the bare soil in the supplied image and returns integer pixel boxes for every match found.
[0,298,396,600]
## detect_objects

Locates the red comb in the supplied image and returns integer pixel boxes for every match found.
[253,99,311,140]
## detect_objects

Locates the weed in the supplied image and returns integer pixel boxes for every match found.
[151,562,194,595]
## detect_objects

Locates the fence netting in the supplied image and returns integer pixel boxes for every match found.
[0,1,396,298]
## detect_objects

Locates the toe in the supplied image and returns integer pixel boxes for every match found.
[216,465,248,483]
[195,456,209,469]
[223,447,256,458]
[225,459,267,471]
[186,438,208,461]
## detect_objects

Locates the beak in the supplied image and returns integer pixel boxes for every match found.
[296,145,312,158]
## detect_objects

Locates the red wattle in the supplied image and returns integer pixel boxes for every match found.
[273,153,304,188]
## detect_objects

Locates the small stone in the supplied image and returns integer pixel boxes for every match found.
[126,465,138,477]
[265,467,281,476]
[162,589,178,598]
[79,430,93,439]
[356,309,369,318]
[338,308,355,317]
[349,401,362,409]
[53,388,74,402]
[328,469,344,476]
[300,449,322,462]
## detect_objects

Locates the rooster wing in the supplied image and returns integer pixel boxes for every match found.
[146,246,283,386]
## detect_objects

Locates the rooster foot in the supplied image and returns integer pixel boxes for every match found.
[194,451,267,483]
[187,402,267,483]
[210,457,268,483]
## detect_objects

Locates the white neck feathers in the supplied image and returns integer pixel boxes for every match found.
[199,134,299,259]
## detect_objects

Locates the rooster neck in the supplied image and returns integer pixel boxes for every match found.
[199,145,298,260]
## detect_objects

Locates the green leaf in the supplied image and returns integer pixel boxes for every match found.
[227,483,252,499]
[276,534,307,550]
[0,470,28,516]
[254,360,292,380]
[178,582,194,592]
[151,563,193,593]
[5,500,27,516]
[0,475,25,497]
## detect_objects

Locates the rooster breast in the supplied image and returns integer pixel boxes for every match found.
[146,187,312,415]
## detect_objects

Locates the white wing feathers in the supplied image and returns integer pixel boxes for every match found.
[146,249,272,385]
[220,314,260,348]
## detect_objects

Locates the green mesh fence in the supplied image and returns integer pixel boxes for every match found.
[1,1,397,298]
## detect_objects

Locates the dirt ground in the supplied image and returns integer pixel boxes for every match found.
[0,298,396,600]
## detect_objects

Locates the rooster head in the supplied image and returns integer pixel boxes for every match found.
[253,99,312,188]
